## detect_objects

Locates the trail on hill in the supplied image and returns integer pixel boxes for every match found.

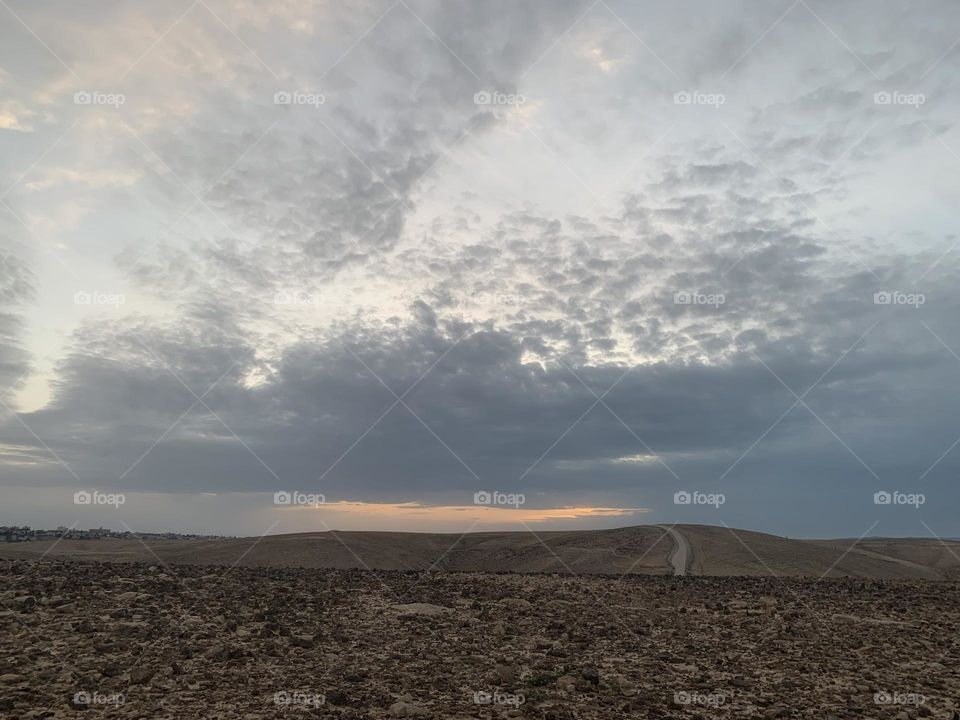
[658,525,692,576]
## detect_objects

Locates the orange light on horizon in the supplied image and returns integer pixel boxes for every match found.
[276,500,649,526]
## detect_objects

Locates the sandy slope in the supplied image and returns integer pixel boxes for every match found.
[3,524,959,579]
[0,526,675,575]
[680,525,960,579]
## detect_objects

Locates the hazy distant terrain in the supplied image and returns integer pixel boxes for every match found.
[4,524,959,580]
[0,526,674,575]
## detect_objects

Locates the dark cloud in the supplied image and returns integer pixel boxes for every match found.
[2,0,960,537]
[0,250,33,401]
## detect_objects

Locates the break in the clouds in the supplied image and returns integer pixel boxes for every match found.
[2,0,960,536]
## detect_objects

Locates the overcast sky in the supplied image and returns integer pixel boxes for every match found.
[2,0,959,538]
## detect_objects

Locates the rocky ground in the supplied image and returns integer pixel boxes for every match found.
[1,559,958,719]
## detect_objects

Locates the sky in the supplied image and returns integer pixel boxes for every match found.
[1,0,960,539]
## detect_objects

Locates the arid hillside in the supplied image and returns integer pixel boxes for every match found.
[2,524,959,579]
[0,526,675,575]
[679,526,960,580]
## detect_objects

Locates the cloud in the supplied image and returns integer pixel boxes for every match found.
[0,251,34,401]
[2,0,960,537]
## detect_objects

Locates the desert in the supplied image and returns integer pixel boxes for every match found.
[5,1,960,717]
[3,525,960,718]
[3,524,959,580]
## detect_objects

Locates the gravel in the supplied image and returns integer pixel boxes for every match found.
[1,559,958,718]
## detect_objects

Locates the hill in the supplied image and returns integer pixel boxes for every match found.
[3,524,959,579]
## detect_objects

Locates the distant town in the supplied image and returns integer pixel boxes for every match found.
[0,526,229,542]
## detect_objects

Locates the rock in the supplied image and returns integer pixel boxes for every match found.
[0,555,956,719]
[325,689,348,705]
[606,674,634,695]
[390,603,452,616]
[494,663,516,684]
[115,621,151,638]
[11,596,36,612]
[389,697,431,717]
[129,667,155,684]
[203,643,232,661]
[289,634,314,649]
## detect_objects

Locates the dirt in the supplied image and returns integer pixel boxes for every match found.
[5,525,960,581]
[2,558,959,718]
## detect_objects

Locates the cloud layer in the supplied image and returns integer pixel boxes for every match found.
[2,0,960,536]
